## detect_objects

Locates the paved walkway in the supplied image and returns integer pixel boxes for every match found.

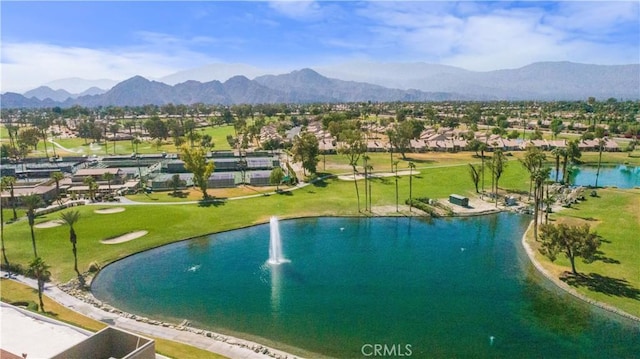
[1,271,300,359]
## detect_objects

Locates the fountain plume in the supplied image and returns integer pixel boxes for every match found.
[268,216,287,265]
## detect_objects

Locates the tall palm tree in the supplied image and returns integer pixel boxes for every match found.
[492,149,508,207]
[366,163,373,212]
[0,195,8,266]
[83,176,98,201]
[532,167,551,240]
[561,147,569,185]
[550,147,563,183]
[595,138,606,188]
[362,155,370,212]
[479,142,487,198]
[23,194,43,258]
[520,145,545,200]
[50,171,64,199]
[1,176,18,220]
[102,171,115,192]
[27,257,50,312]
[60,210,82,281]
[408,162,416,212]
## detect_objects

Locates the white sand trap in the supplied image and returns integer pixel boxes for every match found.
[94,207,125,214]
[101,230,148,244]
[34,220,64,228]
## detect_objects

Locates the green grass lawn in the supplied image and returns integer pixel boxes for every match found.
[2,161,533,281]
[195,125,236,151]
[526,188,640,317]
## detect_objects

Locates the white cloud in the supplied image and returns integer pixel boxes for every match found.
[268,1,323,20]
[0,40,220,93]
[355,2,639,71]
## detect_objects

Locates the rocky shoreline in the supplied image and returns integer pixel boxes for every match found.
[58,278,300,359]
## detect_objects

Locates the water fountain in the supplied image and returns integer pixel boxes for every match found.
[268,216,287,265]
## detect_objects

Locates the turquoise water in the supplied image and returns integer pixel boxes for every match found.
[561,165,640,188]
[92,214,640,358]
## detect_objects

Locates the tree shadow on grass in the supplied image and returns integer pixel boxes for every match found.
[403,157,435,165]
[197,198,226,207]
[561,272,640,300]
[168,191,188,198]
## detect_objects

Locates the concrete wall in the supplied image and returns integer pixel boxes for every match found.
[51,327,155,359]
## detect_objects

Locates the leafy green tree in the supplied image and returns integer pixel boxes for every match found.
[270,167,285,191]
[538,223,601,275]
[18,127,41,150]
[1,176,18,220]
[180,145,215,199]
[292,132,320,175]
[23,194,43,258]
[27,257,51,312]
[60,210,82,283]
[387,120,420,159]
[550,119,564,139]
[144,116,168,141]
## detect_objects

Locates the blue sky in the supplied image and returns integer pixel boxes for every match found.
[1,1,639,92]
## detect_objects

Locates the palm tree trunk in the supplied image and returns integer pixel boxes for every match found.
[37,278,45,312]
[595,147,603,187]
[29,222,38,258]
[353,167,361,213]
[72,243,80,277]
[1,209,8,266]
[562,155,568,185]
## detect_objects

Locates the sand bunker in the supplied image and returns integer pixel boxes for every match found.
[94,207,125,214]
[100,230,148,244]
[34,220,64,229]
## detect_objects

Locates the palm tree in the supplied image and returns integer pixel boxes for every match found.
[109,123,120,155]
[60,210,83,283]
[520,145,545,200]
[532,167,551,240]
[479,142,487,198]
[362,155,370,212]
[408,162,416,212]
[27,257,50,312]
[366,163,373,212]
[595,138,606,188]
[23,194,43,258]
[492,149,508,207]
[393,161,399,212]
[50,171,64,199]
[102,171,115,192]
[561,147,569,185]
[338,130,365,213]
[1,176,18,220]
[550,147,563,183]
[83,176,98,201]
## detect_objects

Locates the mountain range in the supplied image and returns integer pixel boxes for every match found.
[2,62,638,108]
